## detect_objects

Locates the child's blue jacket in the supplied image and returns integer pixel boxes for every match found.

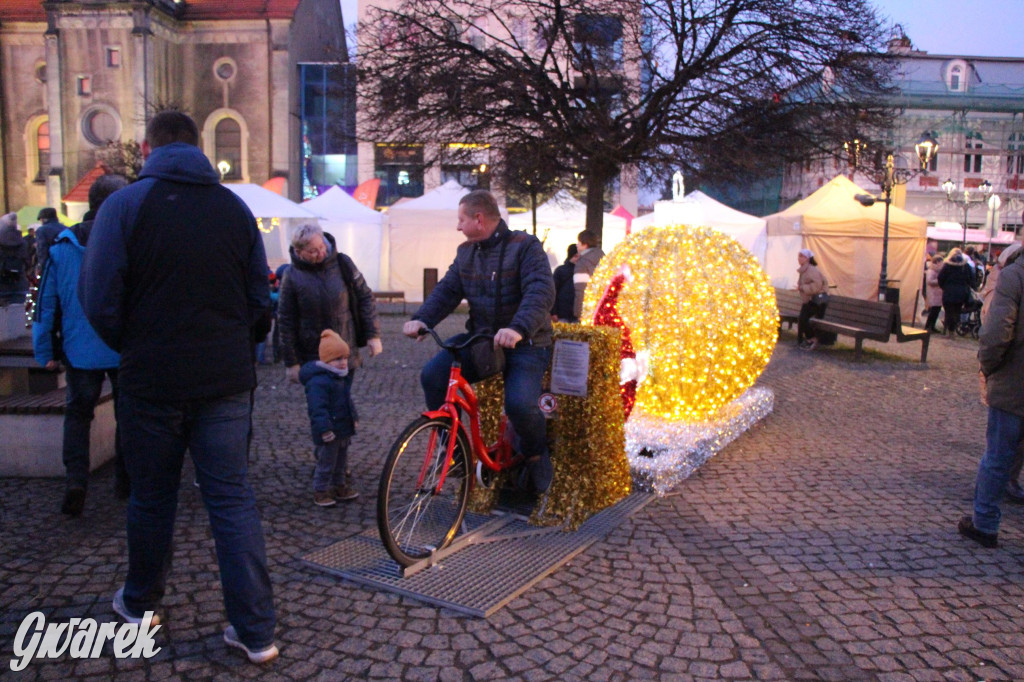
[299,361,356,444]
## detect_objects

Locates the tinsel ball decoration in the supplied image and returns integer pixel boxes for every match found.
[582,225,778,422]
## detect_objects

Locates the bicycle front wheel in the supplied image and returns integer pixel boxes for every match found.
[377,416,472,567]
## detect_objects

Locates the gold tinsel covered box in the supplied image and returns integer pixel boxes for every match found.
[470,323,631,530]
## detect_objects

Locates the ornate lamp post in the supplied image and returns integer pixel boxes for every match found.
[941,177,993,248]
[853,132,939,301]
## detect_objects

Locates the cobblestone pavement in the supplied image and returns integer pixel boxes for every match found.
[2,313,1021,681]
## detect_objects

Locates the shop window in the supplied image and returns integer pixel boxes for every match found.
[375,144,424,206]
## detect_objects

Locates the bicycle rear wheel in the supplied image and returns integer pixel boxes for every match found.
[377,416,472,567]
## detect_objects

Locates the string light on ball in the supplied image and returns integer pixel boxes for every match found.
[582,224,778,422]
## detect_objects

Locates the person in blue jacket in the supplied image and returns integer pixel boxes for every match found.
[79,111,277,663]
[300,329,358,507]
[33,173,129,516]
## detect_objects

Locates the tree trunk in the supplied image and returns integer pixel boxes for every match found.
[584,164,616,247]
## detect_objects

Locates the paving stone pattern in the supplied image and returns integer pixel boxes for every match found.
[1,315,1021,681]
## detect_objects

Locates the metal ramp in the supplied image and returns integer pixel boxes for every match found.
[301,493,655,617]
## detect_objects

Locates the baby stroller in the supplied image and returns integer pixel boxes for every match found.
[956,294,982,339]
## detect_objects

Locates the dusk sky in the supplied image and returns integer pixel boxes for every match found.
[341,0,1024,60]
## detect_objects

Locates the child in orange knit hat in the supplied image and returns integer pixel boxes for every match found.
[299,329,358,506]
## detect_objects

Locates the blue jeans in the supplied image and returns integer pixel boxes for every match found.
[421,343,552,459]
[313,437,350,492]
[973,406,1024,534]
[117,391,276,649]
[63,366,121,488]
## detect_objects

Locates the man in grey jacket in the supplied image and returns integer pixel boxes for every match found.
[959,253,1024,548]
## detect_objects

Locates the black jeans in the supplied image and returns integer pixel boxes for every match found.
[63,366,122,488]
[943,301,964,334]
[924,306,942,332]
[797,300,825,343]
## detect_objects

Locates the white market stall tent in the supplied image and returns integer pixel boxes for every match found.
[225,184,320,269]
[763,175,927,322]
[507,190,628,269]
[303,186,385,291]
[386,180,470,302]
[630,191,767,266]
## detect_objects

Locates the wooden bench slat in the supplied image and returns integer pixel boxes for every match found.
[808,295,929,362]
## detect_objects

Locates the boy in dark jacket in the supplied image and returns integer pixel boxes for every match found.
[300,329,358,507]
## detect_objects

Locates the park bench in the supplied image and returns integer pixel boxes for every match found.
[774,288,802,332]
[0,329,115,476]
[372,290,407,314]
[0,376,116,476]
[809,295,930,362]
[0,335,63,396]
[373,291,405,303]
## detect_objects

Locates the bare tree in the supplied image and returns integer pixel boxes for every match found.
[358,0,896,241]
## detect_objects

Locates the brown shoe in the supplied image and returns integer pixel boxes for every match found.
[313,490,336,507]
[332,484,359,502]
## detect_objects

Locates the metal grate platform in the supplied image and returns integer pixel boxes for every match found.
[301,493,655,617]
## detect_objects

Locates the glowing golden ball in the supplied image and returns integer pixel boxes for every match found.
[582,224,778,421]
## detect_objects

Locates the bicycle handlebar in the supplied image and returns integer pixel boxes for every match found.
[417,327,494,353]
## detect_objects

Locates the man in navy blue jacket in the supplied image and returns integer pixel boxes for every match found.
[80,111,277,663]
[403,190,556,492]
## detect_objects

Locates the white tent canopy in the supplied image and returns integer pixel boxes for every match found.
[630,191,767,265]
[303,186,385,291]
[386,180,470,302]
[225,184,319,268]
[507,190,628,269]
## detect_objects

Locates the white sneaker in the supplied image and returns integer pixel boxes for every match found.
[224,625,279,664]
[112,587,160,626]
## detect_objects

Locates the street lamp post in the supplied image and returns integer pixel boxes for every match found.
[941,178,993,248]
[852,132,939,302]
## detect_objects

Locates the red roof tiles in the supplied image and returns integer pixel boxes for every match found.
[62,164,109,204]
[0,0,45,22]
[180,0,302,20]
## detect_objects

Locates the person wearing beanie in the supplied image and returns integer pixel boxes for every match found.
[0,212,30,305]
[299,329,359,506]
[35,206,63,275]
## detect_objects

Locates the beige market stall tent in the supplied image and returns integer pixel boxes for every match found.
[763,175,927,322]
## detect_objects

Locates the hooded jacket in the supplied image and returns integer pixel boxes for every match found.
[979,259,1024,416]
[276,232,380,369]
[938,258,974,305]
[299,360,356,444]
[0,218,29,296]
[413,220,554,346]
[80,142,271,401]
[33,222,119,369]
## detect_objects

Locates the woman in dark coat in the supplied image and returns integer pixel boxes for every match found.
[938,248,975,337]
[278,223,382,384]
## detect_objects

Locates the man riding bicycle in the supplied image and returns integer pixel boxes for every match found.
[402,190,556,492]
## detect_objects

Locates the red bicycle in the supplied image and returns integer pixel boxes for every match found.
[377,328,520,567]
